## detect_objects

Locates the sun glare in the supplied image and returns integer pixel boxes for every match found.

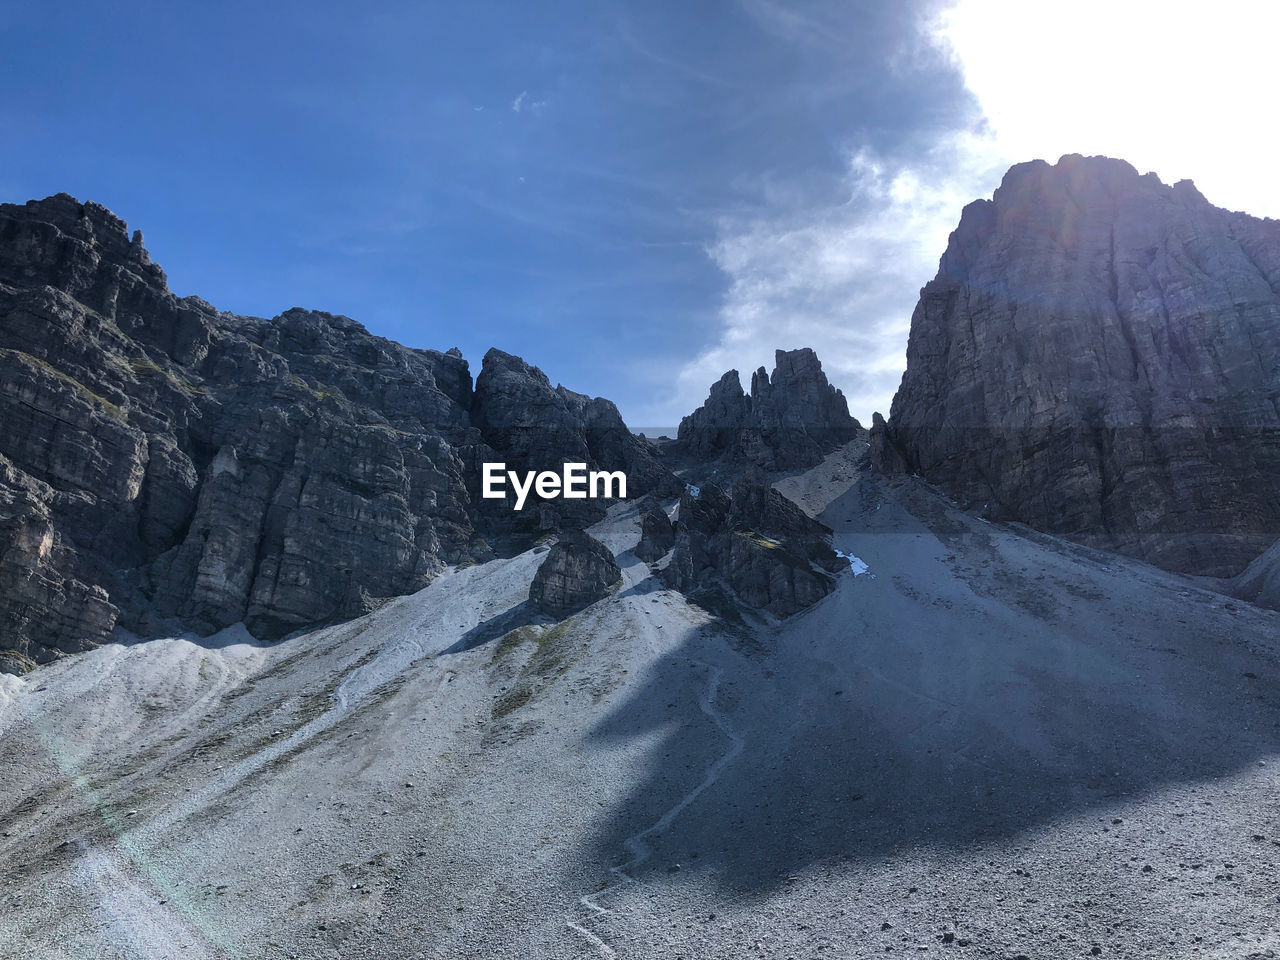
[935,0,1280,217]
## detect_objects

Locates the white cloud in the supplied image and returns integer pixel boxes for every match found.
[673,0,1280,426]
[511,91,547,114]
[673,132,1007,425]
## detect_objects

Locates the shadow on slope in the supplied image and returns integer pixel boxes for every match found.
[576,477,1280,893]
[441,600,542,655]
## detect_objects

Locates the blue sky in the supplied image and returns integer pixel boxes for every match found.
[3,1,1270,425]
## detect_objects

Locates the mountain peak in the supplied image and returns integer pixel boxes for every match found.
[879,156,1280,576]
[676,347,860,470]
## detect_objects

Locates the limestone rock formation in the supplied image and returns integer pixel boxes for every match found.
[676,348,860,470]
[876,155,1280,577]
[634,498,675,562]
[0,194,677,671]
[662,480,841,617]
[0,456,116,674]
[528,528,622,618]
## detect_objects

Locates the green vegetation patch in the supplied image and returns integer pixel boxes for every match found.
[491,684,533,720]
[735,529,780,549]
[0,648,38,675]
[287,374,340,402]
[489,624,537,665]
[733,527,810,571]
[128,356,207,395]
[489,618,579,721]
[5,349,127,421]
[527,619,576,677]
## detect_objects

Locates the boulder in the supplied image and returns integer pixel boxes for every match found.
[634,498,675,562]
[662,480,841,617]
[529,528,622,618]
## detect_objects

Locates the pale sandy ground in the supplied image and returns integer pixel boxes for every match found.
[3,445,1280,959]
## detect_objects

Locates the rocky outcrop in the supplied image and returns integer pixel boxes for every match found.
[0,194,677,671]
[677,371,751,462]
[676,349,860,470]
[662,480,841,617]
[877,155,1280,577]
[528,528,622,618]
[634,498,675,562]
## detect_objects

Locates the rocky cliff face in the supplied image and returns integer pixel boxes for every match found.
[875,155,1280,577]
[0,194,676,671]
[676,348,861,470]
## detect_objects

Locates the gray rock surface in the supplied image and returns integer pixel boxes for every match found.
[876,155,1280,577]
[0,194,676,670]
[676,348,860,470]
[634,498,675,562]
[662,480,840,617]
[528,528,622,618]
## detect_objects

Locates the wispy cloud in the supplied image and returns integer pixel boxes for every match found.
[658,8,1002,425]
[673,131,1005,424]
[615,20,737,89]
[511,90,547,114]
[735,0,838,50]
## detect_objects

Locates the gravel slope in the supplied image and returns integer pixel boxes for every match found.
[3,456,1280,959]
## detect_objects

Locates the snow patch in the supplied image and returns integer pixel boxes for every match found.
[835,549,871,577]
[685,484,701,498]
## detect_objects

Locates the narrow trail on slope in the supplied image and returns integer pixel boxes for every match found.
[567,658,745,958]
